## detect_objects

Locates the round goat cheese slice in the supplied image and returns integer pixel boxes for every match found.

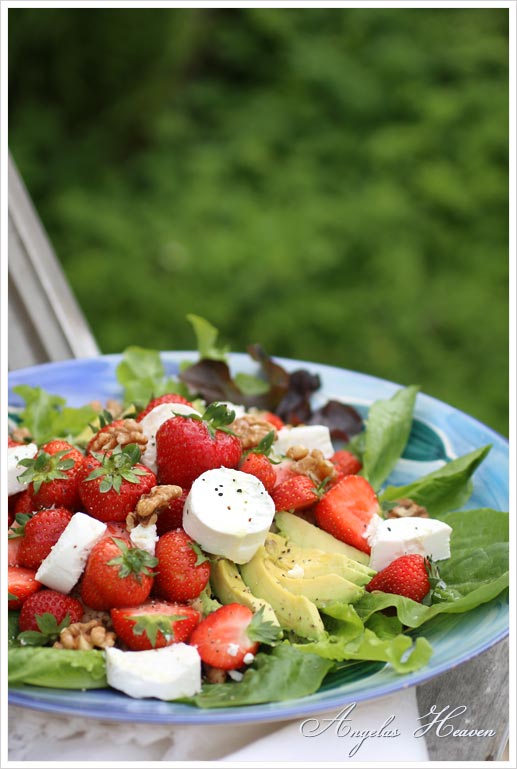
[183,467,276,564]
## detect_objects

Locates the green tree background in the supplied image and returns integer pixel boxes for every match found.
[9,8,509,434]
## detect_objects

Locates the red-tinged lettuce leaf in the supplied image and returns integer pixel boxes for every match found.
[307,400,364,441]
[274,368,321,425]
[179,359,243,404]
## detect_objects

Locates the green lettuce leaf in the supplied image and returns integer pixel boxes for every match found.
[380,446,491,515]
[11,385,97,445]
[296,603,433,673]
[187,644,333,708]
[362,385,419,490]
[8,647,107,689]
[186,314,230,361]
[355,509,509,628]
[116,346,190,406]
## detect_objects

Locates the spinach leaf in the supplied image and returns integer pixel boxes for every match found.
[362,385,419,491]
[355,509,508,628]
[188,644,333,708]
[380,445,491,515]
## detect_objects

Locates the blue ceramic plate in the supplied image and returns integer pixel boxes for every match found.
[8,353,509,724]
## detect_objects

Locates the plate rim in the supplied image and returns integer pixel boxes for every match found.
[7,352,509,724]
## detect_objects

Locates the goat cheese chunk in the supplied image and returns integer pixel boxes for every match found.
[7,442,38,496]
[106,644,202,700]
[273,425,334,459]
[368,517,452,572]
[140,403,200,474]
[35,512,107,592]
[129,522,158,555]
[183,467,275,564]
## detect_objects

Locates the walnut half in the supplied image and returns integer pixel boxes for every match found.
[231,414,277,450]
[88,418,148,453]
[126,484,183,530]
[386,498,429,519]
[286,446,337,483]
[53,620,116,650]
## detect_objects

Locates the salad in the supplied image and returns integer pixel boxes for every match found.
[7,316,509,709]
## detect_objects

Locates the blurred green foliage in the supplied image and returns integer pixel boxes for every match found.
[9,8,508,433]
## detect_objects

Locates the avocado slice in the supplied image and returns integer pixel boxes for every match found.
[240,547,325,640]
[265,532,375,586]
[275,512,371,565]
[265,557,364,608]
[210,557,280,626]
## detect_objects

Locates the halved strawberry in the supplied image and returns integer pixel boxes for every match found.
[136,394,193,423]
[8,566,42,610]
[314,475,379,554]
[271,474,319,512]
[189,604,281,670]
[111,601,200,651]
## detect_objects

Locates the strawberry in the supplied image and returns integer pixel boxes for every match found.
[78,444,156,522]
[331,450,362,477]
[260,411,285,431]
[156,404,242,488]
[366,554,431,603]
[8,533,22,566]
[156,488,188,536]
[15,507,73,570]
[8,566,42,610]
[8,437,23,447]
[271,474,319,512]
[13,489,37,515]
[80,536,157,610]
[315,475,379,554]
[271,458,298,488]
[19,589,83,632]
[137,393,193,423]
[111,601,200,651]
[16,440,85,511]
[153,529,210,602]
[239,453,276,493]
[189,604,281,670]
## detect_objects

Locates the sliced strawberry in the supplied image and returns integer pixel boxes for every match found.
[366,554,431,603]
[153,529,210,603]
[239,453,276,493]
[314,475,379,554]
[271,459,298,488]
[189,603,281,670]
[137,394,193,423]
[8,533,22,566]
[271,474,319,512]
[8,566,42,610]
[331,450,362,477]
[111,601,200,651]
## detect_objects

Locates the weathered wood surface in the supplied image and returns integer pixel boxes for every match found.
[8,153,99,370]
[417,638,509,761]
